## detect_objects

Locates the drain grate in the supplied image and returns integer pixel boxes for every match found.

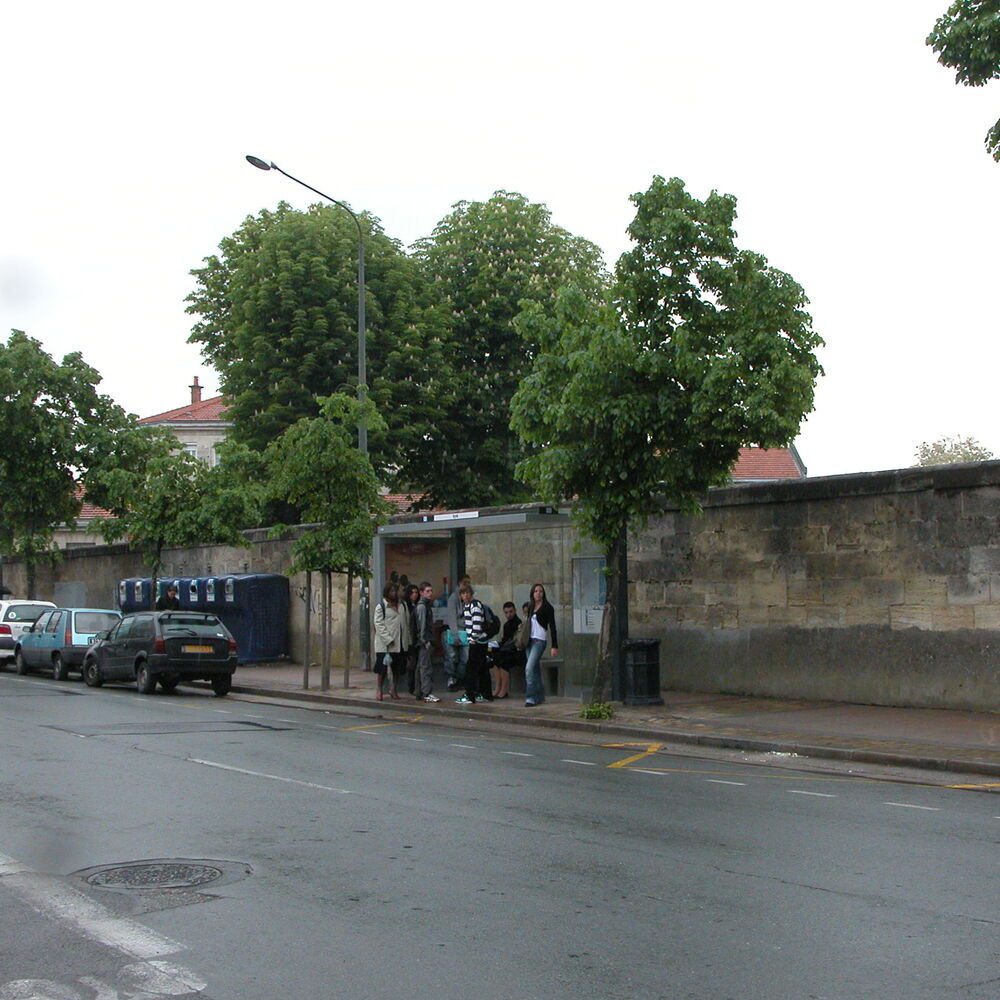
[87,861,224,891]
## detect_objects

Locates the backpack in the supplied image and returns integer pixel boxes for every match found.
[481,602,501,640]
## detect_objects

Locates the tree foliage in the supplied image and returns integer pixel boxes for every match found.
[0,331,154,596]
[410,191,608,508]
[928,1,1000,160]
[914,434,994,465]
[186,202,444,483]
[94,445,261,604]
[263,393,391,577]
[512,177,823,701]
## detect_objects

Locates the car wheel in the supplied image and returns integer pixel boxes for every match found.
[211,675,232,698]
[14,650,28,676]
[159,678,179,692]
[135,662,156,695]
[83,659,103,687]
[52,653,69,682]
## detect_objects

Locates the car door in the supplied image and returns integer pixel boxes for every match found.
[40,610,63,667]
[21,612,52,667]
[101,617,134,679]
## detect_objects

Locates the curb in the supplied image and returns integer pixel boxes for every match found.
[224,682,1000,780]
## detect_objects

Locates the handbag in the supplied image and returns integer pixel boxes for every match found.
[515,616,531,652]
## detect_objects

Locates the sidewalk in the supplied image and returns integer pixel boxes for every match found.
[220,662,1000,780]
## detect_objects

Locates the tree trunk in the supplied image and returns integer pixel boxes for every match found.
[320,570,330,690]
[591,528,627,705]
[302,571,312,690]
[343,570,353,689]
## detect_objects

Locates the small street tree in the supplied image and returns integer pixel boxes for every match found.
[927,0,1000,160]
[264,393,391,689]
[511,177,823,703]
[914,434,994,465]
[94,447,261,606]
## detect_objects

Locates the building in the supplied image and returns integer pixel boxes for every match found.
[138,376,230,465]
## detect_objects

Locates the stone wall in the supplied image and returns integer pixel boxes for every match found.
[630,463,1000,710]
[5,462,1000,709]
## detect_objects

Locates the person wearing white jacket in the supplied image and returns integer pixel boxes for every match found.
[373,582,409,701]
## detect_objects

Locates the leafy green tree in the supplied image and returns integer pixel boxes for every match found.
[511,177,823,703]
[94,448,262,606]
[409,191,608,508]
[927,1,1000,160]
[264,393,391,687]
[0,331,155,597]
[186,202,443,487]
[915,434,994,465]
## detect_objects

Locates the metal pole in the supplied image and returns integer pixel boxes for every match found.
[246,156,371,675]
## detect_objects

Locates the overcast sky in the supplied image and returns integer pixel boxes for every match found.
[4,1,998,478]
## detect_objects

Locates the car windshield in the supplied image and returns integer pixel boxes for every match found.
[5,604,53,622]
[75,612,120,633]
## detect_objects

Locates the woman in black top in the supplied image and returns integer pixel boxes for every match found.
[524,583,558,707]
[492,601,522,699]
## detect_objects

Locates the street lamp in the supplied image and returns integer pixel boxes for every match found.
[245,155,370,685]
[245,155,367,455]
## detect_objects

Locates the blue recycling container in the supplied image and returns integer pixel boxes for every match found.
[116,573,289,663]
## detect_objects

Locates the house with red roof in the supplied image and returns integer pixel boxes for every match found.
[138,376,231,465]
[730,444,806,482]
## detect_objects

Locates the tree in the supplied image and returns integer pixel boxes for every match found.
[264,393,392,688]
[927,1,1000,160]
[94,447,262,606]
[511,176,823,703]
[0,331,155,597]
[186,202,444,485]
[409,191,608,508]
[915,434,994,465]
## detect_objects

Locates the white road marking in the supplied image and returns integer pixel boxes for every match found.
[187,757,351,793]
[631,768,667,776]
[399,737,425,742]
[706,779,746,786]
[0,854,181,959]
[449,744,477,749]
[884,802,941,811]
[788,790,837,798]
[562,759,597,766]
[501,751,534,757]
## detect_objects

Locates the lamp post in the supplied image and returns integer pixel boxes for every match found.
[245,155,370,683]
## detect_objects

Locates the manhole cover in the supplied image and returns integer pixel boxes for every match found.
[87,862,223,891]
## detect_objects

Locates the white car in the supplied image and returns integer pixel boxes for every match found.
[0,600,56,663]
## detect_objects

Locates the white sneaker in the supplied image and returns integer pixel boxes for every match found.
[423,694,440,703]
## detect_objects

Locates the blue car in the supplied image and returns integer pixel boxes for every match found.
[14,607,122,680]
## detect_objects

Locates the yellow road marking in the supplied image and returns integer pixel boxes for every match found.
[947,782,1000,789]
[607,743,664,768]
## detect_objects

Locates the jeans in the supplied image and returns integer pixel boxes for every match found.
[416,642,434,697]
[444,641,467,684]
[524,638,547,703]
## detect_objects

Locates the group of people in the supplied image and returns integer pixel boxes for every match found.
[372,576,558,708]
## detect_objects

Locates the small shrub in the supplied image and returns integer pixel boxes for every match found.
[580,701,615,721]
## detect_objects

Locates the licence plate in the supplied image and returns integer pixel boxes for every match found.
[182,644,214,654]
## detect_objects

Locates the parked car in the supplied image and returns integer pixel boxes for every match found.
[14,607,122,680]
[0,600,57,664]
[82,611,238,696]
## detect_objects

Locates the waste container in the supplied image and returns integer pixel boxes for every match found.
[622,638,664,706]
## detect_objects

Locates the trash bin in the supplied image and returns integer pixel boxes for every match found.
[622,638,664,706]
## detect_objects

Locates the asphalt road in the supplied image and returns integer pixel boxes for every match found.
[1,673,997,1000]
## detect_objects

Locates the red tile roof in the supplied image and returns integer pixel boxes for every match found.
[140,395,229,424]
[731,446,805,481]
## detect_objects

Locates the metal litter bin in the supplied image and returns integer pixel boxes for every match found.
[622,638,664,706]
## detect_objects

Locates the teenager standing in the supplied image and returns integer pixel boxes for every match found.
[524,583,558,707]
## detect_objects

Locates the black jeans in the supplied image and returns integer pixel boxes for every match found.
[465,643,489,701]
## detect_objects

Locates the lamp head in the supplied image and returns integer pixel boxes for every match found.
[246,155,273,171]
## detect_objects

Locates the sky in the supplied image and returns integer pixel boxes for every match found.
[3,1,998,479]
